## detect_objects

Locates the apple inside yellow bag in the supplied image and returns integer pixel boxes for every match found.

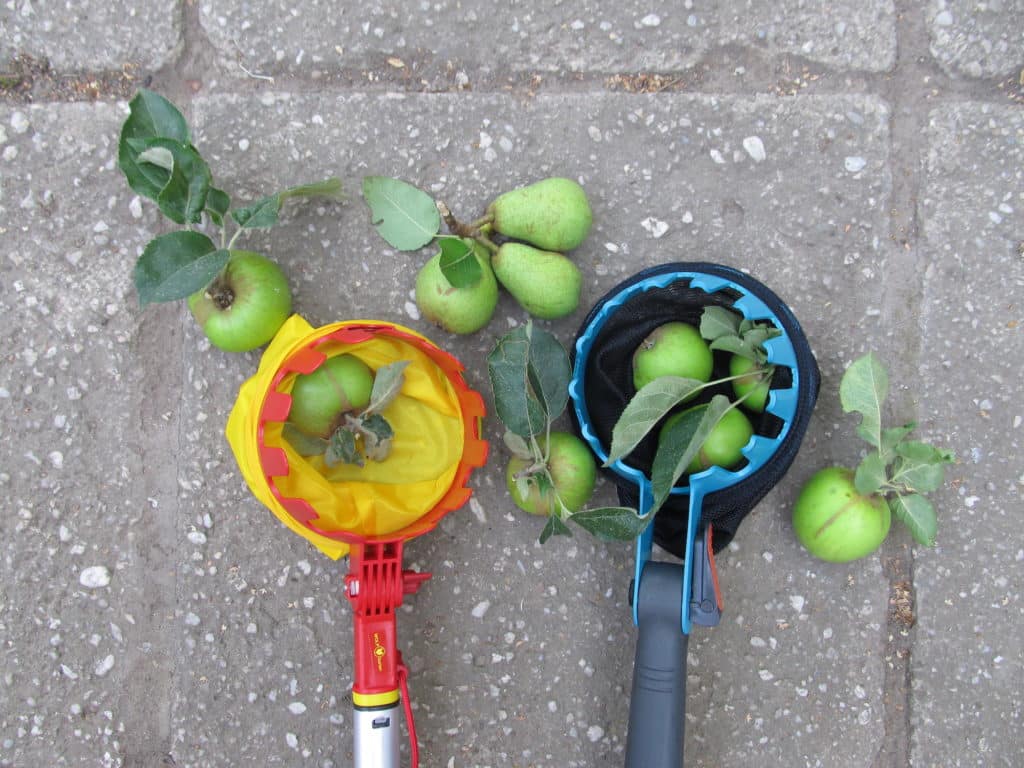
[227,315,485,559]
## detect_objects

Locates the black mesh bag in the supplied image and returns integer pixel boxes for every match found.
[571,262,821,558]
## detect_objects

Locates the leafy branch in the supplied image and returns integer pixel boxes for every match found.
[839,353,955,546]
[283,360,410,467]
[487,323,635,544]
[118,89,344,305]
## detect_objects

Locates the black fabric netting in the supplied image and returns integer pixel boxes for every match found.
[571,262,821,559]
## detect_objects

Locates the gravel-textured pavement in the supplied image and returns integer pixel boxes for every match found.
[1,2,1021,767]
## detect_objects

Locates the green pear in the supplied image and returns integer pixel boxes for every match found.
[487,177,593,252]
[415,240,498,334]
[491,242,582,320]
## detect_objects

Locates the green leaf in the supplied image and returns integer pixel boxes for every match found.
[282,423,329,457]
[118,89,190,202]
[892,459,946,494]
[854,451,887,496]
[890,442,954,493]
[570,507,650,541]
[487,324,570,438]
[880,423,916,460]
[488,335,543,438]
[362,176,440,251]
[231,195,280,229]
[650,395,731,511]
[206,187,231,226]
[605,376,708,466]
[133,231,226,305]
[232,177,344,230]
[894,440,953,463]
[840,352,889,450]
[137,145,174,171]
[326,427,363,467]
[709,335,758,361]
[539,514,573,545]
[889,494,938,547]
[365,360,410,414]
[438,238,482,288]
[359,414,395,462]
[700,306,741,340]
[140,138,211,225]
[503,430,534,461]
[125,89,190,141]
[524,324,571,424]
[533,470,555,499]
[743,327,773,350]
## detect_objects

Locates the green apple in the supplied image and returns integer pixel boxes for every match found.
[188,250,291,352]
[792,467,891,562]
[505,432,597,515]
[287,354,375,438]
[632,322,713,393]
[659,404,754,473]
[730,355,772,413]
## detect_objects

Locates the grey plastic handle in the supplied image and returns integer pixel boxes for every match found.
[625,561,689,768]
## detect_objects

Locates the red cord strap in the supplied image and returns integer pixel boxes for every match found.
[397,653,418,768]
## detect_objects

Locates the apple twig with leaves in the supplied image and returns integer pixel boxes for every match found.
[282,360,410,468]
[838,353,954,545]
[487,323,636,544]
[118,89,344,351]
[700,306,781,412]
[791,353,955,562]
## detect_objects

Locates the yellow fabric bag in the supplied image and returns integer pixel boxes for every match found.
[226,315,468,559]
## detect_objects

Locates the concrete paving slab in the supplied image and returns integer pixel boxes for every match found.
[911,102,1023,768]
[0,102,183,767]
[4,1,1024,764]
[164,89,896,766]
[927,0,1024,79]
[0,3,182,72]
[198,0,897,81]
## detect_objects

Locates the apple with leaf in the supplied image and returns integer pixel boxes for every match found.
[118,89,344,352]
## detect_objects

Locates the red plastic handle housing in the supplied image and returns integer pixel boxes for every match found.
[345,541,431,698]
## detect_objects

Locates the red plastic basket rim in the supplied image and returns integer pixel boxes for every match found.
[254,321,488,546]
